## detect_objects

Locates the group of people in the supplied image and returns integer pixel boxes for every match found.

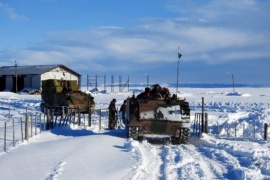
[108,99,126,130]
[137,84,171,100]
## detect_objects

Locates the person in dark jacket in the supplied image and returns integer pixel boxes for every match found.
[119,100,127,124]
[108,98,117,130]
[137,87,151,99]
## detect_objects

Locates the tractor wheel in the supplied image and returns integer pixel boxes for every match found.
[129,126,139,140]
[171,128,190,144]
[179,128,190,144]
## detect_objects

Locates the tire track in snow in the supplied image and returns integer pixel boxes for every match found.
[201,148,245,179]
[194,141,244,179]
[195,136,270,179]
[162,144,225,180]
[131,140,225,180]
[131,138,265,179]
[131,140,162,180]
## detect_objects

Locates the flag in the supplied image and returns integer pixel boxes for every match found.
[178,51,182,59]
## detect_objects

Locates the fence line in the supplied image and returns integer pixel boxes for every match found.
[0,106,119,153]
[1,112,44,153]
[8,104,267,150]
[213,120,269,140]
[192,113,269,141]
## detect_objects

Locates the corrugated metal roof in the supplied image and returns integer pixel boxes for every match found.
[0,64,81,76]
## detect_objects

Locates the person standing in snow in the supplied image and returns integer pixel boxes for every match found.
[108,98,117,130]
[119,100,127,124]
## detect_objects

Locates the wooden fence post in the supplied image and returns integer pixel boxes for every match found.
[30,114,33,138]
[88,95,92,127]
[39,113,42,133]
[13,119,15,147]
[201,97,205,133]
[99,109,102,131]
[205,113,208,133]
[73,109,76,124]
[20,118,24,142]
[25,114,29,141]
[61,106,65,126]
[88,112,92,127]
[50,109,54,128]
[264,123,268,140]
[35,114,37,135]
[4,122,6,152]
[78,107,81,126]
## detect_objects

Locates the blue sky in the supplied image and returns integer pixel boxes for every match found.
[0,0,270,86]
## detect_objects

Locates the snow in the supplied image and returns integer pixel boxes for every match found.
[1,87,270,180]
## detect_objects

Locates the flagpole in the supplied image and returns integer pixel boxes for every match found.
[176,47,182,94]
[176,58,179,94]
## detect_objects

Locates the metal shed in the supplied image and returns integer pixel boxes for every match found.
[0,64,81,93]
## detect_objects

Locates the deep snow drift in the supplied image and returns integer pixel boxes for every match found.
[0,87,270,180]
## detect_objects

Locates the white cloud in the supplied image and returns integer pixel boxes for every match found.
[1,0,269,83]
[2,18,269,69]
[0,2,28,20]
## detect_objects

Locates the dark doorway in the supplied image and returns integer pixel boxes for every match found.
[13,76,24,93]
[0,76,6,91]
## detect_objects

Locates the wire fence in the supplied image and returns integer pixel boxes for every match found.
[0,107,125,153]
[213,120,269,140]
[192,113,269,141]
[4,107,267,152]
[0,113,44,153]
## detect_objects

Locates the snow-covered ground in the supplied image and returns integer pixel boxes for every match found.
[0,87,270,180]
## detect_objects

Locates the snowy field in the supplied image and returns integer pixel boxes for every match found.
[0,87,270,180]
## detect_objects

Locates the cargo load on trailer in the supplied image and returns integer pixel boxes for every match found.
[40,79,95,114]
[126,84,190,144]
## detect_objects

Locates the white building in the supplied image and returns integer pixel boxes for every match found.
[0,64,81,92]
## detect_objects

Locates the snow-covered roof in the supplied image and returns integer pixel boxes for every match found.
[0,64,81,76]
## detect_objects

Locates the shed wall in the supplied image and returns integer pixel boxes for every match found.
[0,66,80,92]
[41,67,79,82]
[6,76,13,91]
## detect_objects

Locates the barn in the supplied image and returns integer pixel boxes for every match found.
[0,64,81,93]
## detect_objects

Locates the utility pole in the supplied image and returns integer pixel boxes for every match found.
[232,74,235,92]
[15,61,18,93]
[146,74,149,87]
